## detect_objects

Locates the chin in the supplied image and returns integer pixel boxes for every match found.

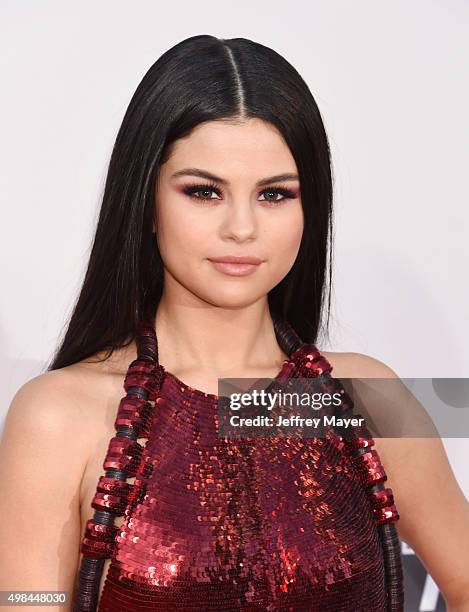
[202,292,263,310]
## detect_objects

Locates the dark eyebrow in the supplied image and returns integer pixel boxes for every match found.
[170,168,299,186]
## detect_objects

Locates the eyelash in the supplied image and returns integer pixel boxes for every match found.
[181,182,298,206]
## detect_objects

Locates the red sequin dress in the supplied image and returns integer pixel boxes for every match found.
[74,319,404,611]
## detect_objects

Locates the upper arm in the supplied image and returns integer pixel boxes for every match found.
[0,372,91,609]
[341,352,469,609]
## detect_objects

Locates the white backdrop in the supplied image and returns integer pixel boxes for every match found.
[1,0,467,522]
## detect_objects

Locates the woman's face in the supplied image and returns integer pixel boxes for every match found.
[154,118,304,309]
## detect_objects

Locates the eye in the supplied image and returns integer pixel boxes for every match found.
[259,187,297,205]
[182,183,222,202]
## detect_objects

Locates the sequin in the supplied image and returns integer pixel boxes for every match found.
[73,321,403,611]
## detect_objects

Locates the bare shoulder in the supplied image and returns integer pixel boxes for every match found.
[4,364,101,443]
[1,371,96,506]
[0,364,115,593]
[320,350,399,379]
[319,350,400,470]
[1,355,124,481]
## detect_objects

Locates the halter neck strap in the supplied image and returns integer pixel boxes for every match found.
[271,311,305,355]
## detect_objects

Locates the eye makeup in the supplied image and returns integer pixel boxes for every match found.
[179,182,299,206]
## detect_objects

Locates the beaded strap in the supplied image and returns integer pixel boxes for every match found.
[273,318,400,515]
[73,321,164,612]
[289,340,404,611]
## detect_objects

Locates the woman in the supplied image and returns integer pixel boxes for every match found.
[1,35,468,611]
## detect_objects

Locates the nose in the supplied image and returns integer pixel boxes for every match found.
[219,200,257,242]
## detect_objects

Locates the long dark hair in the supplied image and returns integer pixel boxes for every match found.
[47,35,334,372]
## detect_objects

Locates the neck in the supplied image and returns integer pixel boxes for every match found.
[150,298,288,375]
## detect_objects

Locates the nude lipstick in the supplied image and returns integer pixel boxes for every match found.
[207,255,263,277]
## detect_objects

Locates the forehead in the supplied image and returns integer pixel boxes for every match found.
[162,118,297,177]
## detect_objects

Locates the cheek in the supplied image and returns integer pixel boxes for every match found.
[156,204,209,271]
[265,207,304,277]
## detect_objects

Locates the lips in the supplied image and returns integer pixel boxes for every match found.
[208,255,263,265]
[207,256,263,277]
